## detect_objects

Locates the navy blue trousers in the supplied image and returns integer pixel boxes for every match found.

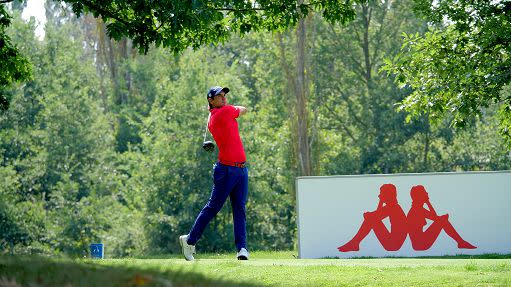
[187,162,248,251]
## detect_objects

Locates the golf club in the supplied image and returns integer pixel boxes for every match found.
[202,111,215,152]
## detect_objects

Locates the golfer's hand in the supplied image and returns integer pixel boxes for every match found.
[236,106,247,116]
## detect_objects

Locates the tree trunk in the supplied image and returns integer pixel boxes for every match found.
[295,15,312,176]
[423,112,431,171]
[277,33,299,173]
[362,4,372,83]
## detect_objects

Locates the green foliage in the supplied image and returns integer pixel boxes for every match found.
[64,0,362,54]
[0,10,143,257]
[308,0,431,173]
[384,0,511,143]
[0,165,46,254]
[0,167,29,252]
[0,5,32,111]
[498,85,511,147]
[0,11,44,255]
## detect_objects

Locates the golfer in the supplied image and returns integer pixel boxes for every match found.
[180,86,249,261]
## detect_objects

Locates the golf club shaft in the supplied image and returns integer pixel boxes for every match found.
[203,110,211,142]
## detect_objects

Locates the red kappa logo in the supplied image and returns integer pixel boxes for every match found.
[338,184,477,252]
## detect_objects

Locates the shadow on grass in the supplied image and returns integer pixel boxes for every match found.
[0,255,262,287]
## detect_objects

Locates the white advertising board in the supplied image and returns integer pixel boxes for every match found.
[296,171,511,258]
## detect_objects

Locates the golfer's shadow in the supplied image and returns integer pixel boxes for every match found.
[338,184,476,252]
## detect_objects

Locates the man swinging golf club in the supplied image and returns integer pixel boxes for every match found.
[179,86,249,261]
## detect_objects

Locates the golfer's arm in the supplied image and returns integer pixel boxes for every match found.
[236,106,247,116]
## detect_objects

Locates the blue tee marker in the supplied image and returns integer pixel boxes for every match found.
[90,243,104,259]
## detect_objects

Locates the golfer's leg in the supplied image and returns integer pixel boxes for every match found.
[187,164,236,245]
[230,167,248,251]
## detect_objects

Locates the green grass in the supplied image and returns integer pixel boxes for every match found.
[1,251,511,286]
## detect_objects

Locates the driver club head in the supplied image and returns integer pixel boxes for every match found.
[202,141,215,152]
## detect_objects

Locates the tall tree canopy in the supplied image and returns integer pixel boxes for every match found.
[0,3,31,111]
[385,0,511,136]
[63,0,362,53]
[1,0,362,110]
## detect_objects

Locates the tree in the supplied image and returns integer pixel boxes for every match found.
[2,0,361,112]
[307,0,430,173]
[0,9,138,256]
[384,0,511,142]
[0,10,47,254]
[65,0,361,54]
[0,3,31,111]
[0,167,29,254]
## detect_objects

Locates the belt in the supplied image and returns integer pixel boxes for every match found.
[219,160,246,168]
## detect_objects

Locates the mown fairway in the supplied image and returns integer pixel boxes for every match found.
[1,251,511,287]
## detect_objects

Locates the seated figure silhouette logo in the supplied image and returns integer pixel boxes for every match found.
[338,184,407,252]
[338,184,476,252]
[407,185,476,250]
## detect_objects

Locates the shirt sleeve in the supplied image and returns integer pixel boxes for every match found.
[224,105,240,119]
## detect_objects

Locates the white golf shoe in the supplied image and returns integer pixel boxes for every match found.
[237,248,249,260]
[179,235,195,261]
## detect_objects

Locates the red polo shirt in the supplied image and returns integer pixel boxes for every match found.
[208,105,246,163]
